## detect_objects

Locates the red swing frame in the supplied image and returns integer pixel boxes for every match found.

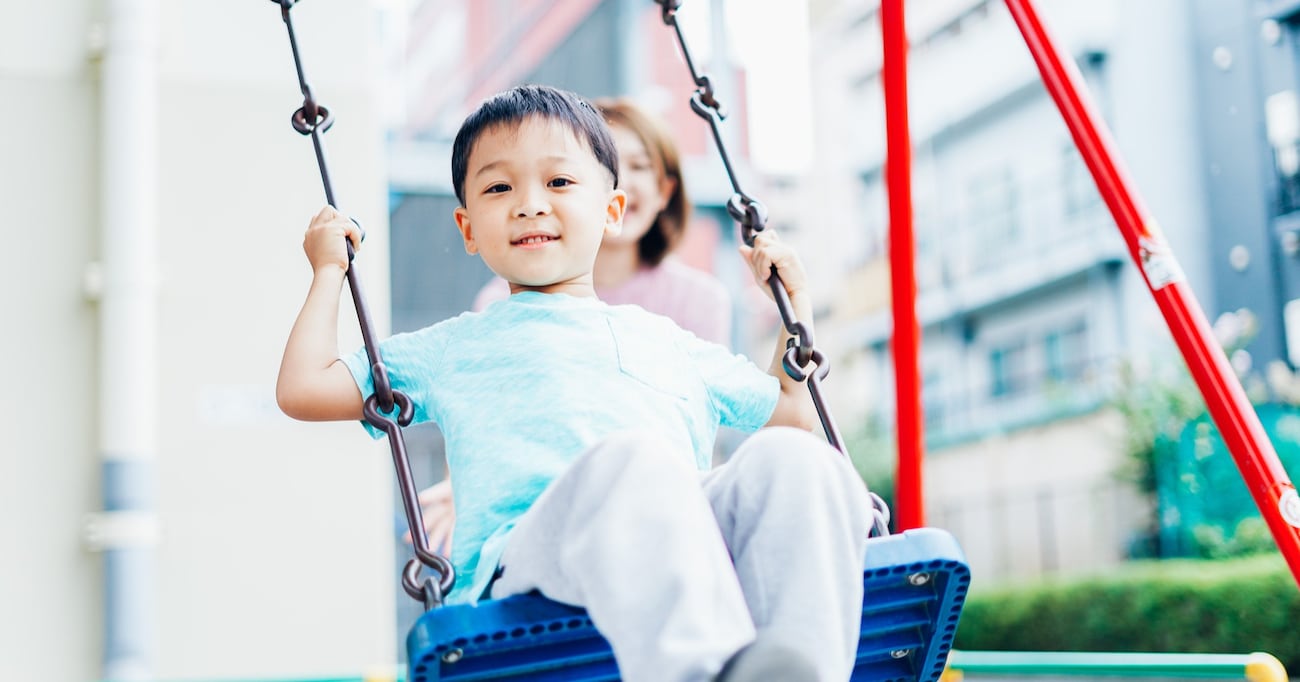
[880,0,1300,587]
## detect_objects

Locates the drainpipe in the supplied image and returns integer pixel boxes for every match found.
[90,0,160,678]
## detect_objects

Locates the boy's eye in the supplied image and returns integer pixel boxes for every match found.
[548,177,574,188]
[485,183,510,194]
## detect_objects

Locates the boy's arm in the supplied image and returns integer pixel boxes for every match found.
[740,232,819,431]
[276,206,366,422]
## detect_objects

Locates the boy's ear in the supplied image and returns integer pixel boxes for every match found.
[454,207,479,255]
[604,189,627,238]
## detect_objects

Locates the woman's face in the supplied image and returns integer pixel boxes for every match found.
[605,122,674,247]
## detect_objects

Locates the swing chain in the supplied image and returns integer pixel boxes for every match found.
[658,0,893,536]
[657,0,725,118]
[275,0,334,137]
[654,2,815,366]
[656,1,828,433]
[272,0,457,604]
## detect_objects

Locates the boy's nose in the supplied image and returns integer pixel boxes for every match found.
[514,188,551,218]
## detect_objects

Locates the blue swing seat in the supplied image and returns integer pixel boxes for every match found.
[406,527,969,682]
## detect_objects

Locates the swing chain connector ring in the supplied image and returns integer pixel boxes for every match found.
[363,363,405,418]
[363,385,412,430]
[291,96,333,136]
[781,323,817,375]
[403,556,455,611]
[291,103,332,135]
[689,81,727,121]
[421,575,445,611]
[729,194,769,247]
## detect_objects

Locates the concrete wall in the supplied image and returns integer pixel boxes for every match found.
[4,2,103,678]
[927,410,1147,583]
[5,1,398,678]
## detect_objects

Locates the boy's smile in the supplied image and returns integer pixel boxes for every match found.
[454,116,625,297]
[513,232,559,248]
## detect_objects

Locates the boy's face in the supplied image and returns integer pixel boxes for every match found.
[454,116,625,295]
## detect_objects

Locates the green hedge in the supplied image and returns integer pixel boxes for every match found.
[953,555,1300,672]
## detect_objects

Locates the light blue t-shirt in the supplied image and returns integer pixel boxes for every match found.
[343,291,779,605]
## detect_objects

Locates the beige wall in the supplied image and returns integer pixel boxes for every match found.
[927,410,1148,585]
[5,1,400,678]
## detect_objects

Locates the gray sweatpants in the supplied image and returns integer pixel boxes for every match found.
[488,427,872,682]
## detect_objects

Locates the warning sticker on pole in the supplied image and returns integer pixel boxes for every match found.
[1139,234,1186,290]
[1281,488,1300,528]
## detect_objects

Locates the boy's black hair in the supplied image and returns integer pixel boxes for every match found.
[451,84,620,206]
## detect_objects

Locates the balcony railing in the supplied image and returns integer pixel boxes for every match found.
[878,355,1117,447]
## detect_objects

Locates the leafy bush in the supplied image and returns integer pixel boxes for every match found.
[1192,517,1279,560]
[954,555,1300,671]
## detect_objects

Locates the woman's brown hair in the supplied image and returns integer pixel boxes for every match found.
[594,98,691,266]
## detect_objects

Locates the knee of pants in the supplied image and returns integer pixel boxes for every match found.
[735,427,841,476]
[580,429,698,486]
[736,428,869,501]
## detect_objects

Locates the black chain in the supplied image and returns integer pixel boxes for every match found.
[271,0,455,605]
[656,0,891,536]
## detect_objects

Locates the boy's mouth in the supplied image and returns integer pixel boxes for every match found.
[512,234,559,247]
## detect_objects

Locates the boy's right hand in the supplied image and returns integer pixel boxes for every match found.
[304,205,364,275]
[405,479,456,554]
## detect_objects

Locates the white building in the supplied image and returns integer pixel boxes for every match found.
[793,0,1227,583]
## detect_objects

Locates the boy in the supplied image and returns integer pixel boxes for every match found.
[277,85,870,681]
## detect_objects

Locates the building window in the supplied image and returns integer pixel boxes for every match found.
[1266,90,1300,214]
[856,174,887,265]
[1061,145,1102,226]
[968,168,1020,268]
[914,197,947,290]
[1045,321,1089,383]
[989,340,1028,398]
[922,368,947,432]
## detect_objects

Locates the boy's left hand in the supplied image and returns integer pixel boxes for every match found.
[739,231,808,303]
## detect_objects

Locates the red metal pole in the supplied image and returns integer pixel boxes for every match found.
[881,0,925,530]
[1004,0,1300,586]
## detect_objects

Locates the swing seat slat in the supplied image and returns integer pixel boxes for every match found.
[407,527,969,682]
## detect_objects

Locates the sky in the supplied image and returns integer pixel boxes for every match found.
[687,0,816,174]
[726,0,815,174]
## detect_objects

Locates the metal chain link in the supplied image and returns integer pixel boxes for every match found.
[271,0,455,604]
[656,0,891,536]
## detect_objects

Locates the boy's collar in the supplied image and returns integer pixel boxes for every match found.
[507,290,603,304]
